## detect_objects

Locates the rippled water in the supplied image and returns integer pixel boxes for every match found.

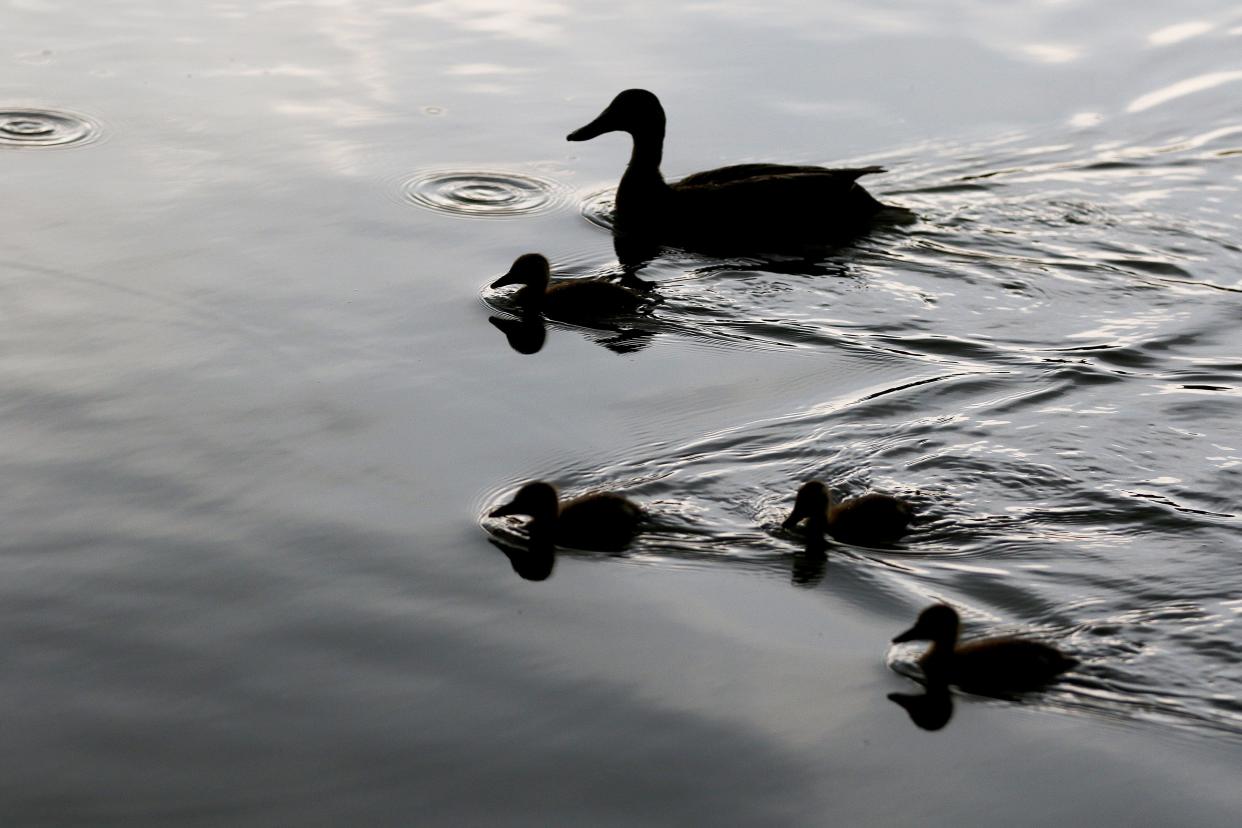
[3,1,1241,825]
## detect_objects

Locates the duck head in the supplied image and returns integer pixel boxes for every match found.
[567,89,666,143]
[489,481,560,524]
[782,480,833,530]
[491,253,551,291]
[892,604,960,646]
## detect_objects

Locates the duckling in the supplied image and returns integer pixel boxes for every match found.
[568,89,912,250]
[490,253,645,324]
[892,604,1078,695]
[489,480,642,552]
[781,480,913,546]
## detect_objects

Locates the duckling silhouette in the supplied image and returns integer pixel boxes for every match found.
[782,480,913,546]
[490,253,647,325]
[892,604,1078,695]
[489,481,642,552]
[568,89,913,254]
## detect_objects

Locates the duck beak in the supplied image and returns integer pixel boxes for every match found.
[567,109,618,142]
[490,266,522,289]
[891,623,923,644]
[782,504,807,530]
[489,501,519,518]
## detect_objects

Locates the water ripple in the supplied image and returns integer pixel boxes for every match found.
[397,169,565,217]
[0,108,99,148]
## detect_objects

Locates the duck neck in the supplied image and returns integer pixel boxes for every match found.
[920,631,959,675]
[620,126,669,196]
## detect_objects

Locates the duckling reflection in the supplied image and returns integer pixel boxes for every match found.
[892,604,1078,695]
[569,89,915,258]
[488,314,546,354]
[487,311,656,356]
[488,537,556,582]
[489,481,643,552]
[783,480,913,547]
[790,531,828,587]
[888,684,954,732]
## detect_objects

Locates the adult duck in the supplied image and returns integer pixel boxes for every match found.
[567,89,911,250]
[892,604,1078,695]
[490,253,646,324]
[489,481,643,551]
[782,480,913,546]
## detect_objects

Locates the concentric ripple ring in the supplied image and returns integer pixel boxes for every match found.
[401,170,564,217]
[0,108,98,148]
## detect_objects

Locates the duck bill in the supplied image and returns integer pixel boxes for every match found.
[489,501,519,518]
[781,506,807,530]
[891,623,924,644]
[490,266,522,289]
[567,111,617,142]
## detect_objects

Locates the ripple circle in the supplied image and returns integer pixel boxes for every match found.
[0,108,98,148]
[580,187,617,230]
[400,170,564,218]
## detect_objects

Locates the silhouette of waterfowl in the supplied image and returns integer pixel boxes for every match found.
[490,253,647,324]
[892,604,1078,695]
[489,481,643,551]
[782,480,913,546]
[568,89,913,255]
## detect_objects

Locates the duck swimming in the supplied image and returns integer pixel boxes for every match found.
[490,253,646,324]
[489,480,643,552]
[892,604,1078,695]
[782,480,913,546]
[567,89,912,251]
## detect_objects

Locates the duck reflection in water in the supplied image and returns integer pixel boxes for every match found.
[568,89,916,273]
[487,254,657,354]
[790,531,829,587]
[888,683,954,732]
[488,537,556,582]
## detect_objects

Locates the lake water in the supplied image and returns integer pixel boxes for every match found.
[2,0,1240,824]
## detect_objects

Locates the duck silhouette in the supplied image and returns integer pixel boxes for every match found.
[568,89,913,255]
[490,253,648,324]
[489,481,643,551]
[892,604,1078,695]
[782,480,913,546]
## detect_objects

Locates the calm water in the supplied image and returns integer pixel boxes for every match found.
[2,1,1241,825]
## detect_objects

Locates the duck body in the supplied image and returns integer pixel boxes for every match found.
[489,481,642,552]
[783,480,913,546]
[490,253,645,324]
[569,89,909,251]
[893,604,1078,695]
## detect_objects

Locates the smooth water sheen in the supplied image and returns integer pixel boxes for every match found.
[2,1,1240,825]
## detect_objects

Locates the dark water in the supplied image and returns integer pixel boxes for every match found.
[2,1,1240,825]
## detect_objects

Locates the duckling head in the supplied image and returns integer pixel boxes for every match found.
[491,253,551,291]
[782,480,833,530]
[892,604,960,646]
[489,481,560,524]
[568,89,665,142]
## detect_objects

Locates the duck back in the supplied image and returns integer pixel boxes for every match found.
[827,493,913,545]
[556,493,643,551]
[935,638,1078,695]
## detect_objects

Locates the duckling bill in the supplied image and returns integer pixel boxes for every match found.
[490,253,646,324]
[892,604,1078,695]
[782,480,913,546]
[568,89,913,250]
[489,480,642,552]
